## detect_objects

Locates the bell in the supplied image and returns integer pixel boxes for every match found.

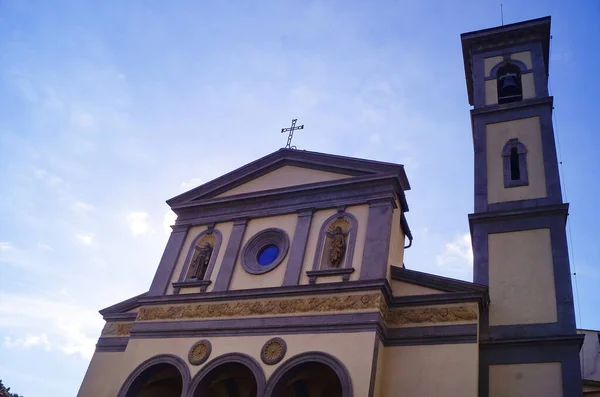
[498,72,520,99]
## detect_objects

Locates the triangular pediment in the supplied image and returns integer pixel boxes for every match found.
[215,165,352,198]
[390,266,488,298]
[167,149,410,208]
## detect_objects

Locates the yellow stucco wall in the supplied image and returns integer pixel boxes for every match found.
[229,213,297,290]
[511,51,533,69]
[485,55,504,76]
[77,351,125,397]
[216,166,351,197]
[387,207,405,270]
[486,116,547,204]
[485,79,498,105]
[373,341,385,397]
[380,343,479,397]
[84,332,376,397]
[521,73,535,99]
[488,228,557,326]
[299,205,369,285]
[167,221,234,295]
[489,362,562,397]
[390,280,444,297]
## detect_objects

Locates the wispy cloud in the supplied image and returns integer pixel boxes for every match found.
[0,293,102,359]
[36,243,55,251]
[4,333,51,351]
[436,233,473,271]
[72,201,93,212]
[180,178,204,190]
[126,212,152,236]
[76,233,94,246]
[163,210,177,234]
[0,242,14,251]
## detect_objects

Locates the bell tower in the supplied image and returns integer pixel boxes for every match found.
[461,17,584,397]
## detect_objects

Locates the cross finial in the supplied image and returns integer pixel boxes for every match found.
[281,119,304,149]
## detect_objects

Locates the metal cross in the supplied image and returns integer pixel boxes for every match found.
[281,119,304,149]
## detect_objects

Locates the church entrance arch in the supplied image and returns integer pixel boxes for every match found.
[189,353,266,397]
[117,354,190,397]
[265,352,352,397]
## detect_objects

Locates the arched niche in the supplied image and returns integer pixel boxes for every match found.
[173,227,223,293]
[117,354,191,397]
[265,351,352,397]
[307,211,358,284]
[188,353,266,397]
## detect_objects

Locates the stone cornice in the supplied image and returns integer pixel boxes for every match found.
[171,174,407,227]
[167,148,411,207]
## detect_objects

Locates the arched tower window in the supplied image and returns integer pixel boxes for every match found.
[510,147,520,180]
[502,139,529,187]
[496,63,523,104]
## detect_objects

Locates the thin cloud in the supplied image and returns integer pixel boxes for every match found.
[4,333,51,351]
[127,212,151,236]
[436,233,473,271]
[72,201,93,212]
[76,233,94,246]
[163,210,177,233]
[0,242,14,251]
[180,178,204,191]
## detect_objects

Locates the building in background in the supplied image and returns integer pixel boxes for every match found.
[580,329,600,395]
[77,16,586,397]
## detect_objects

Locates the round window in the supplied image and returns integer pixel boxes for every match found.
[241,228,289,274]
[257,244,280,266]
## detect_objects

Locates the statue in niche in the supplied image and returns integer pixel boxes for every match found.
[188,243,212,280]
[327,226,348,268]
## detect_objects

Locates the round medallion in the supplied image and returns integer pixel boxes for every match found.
[188,339,212,365]
[261,337,287,365]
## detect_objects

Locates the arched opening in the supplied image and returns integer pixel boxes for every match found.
[192,362,259,397]
[274,361,343,397]
[124,362,183,397]
[496,63,523,104]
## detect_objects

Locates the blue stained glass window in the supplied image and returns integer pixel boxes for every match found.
[257,244,279,266]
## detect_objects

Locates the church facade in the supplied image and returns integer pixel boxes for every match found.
[78,16,584,397]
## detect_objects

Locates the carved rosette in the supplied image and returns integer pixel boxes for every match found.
[261,337,287,365]
[188,339,212,366]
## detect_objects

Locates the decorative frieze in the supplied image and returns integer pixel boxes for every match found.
[386,305,478,326]
[134,292,478,327]
[136,293,382,321]
[101,322,133,337]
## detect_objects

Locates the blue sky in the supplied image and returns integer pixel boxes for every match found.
[0,1,598,396]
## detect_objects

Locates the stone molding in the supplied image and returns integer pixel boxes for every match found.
[116,354,191,397]
[264,351,353,397]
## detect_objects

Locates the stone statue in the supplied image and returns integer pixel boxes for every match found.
[189,243,212,279]
[328,226,347,267]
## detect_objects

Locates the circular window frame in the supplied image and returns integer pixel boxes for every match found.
[241,228,290,275]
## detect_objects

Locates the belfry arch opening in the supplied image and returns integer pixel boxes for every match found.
[496,63,523,104]
[124,362,183,397]
[192,361,259,397]
[270,361,343,397]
